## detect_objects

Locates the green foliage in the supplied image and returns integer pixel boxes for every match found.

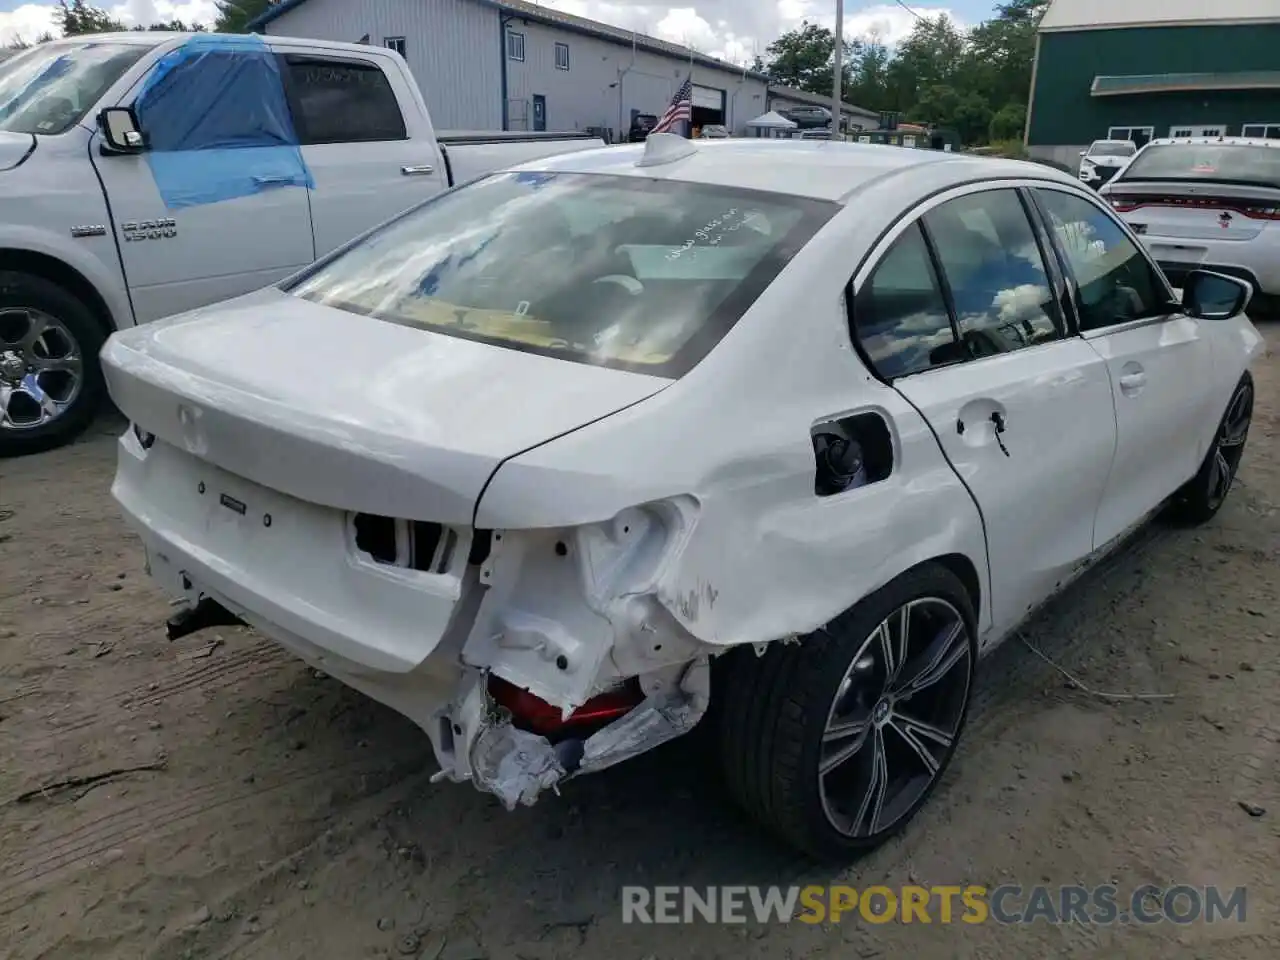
[989,102,1027,141]
[762,20,858,95]
[215,0,278,34]
[54,0,125,36]
[51,1,209,36]
[762,0,1049,146]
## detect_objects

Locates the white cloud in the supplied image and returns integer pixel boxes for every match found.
[0,1,962,60]
[0,0,218,45]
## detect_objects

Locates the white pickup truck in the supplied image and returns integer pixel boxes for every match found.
[0,32,602,456]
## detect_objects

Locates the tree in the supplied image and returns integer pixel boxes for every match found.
[54,0,125,36]
[762,20,856,95]
[964,0,1048,114]
[989,101,1027,141]
[215,0,277,33]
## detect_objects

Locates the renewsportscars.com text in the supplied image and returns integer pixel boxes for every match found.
[621,884,1247,925]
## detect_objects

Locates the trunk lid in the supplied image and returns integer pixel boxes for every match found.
[102,287,671,525]
[1106,180,1280,243]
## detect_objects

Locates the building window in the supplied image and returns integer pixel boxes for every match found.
[1242,123,1280,139]
[384,37,406,56]
[554,42,569,70]
[507,31,525,62]
[1106,126,1154,147]
[1169,124,1223,138]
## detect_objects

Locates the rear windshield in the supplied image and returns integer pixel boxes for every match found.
[285,171,837,377]
[1121,143,1280,187]
[1088,141,1135,157]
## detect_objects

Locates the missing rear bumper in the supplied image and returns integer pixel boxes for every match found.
[448,658,711,809]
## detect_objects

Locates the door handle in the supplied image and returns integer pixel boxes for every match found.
[1118,371,1147,395]
[252,174,296,186]
[401,164,435,176]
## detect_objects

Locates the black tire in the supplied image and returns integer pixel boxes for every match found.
[1168,373,1253,525]
[0,271,106,458]
[716,562,977,862]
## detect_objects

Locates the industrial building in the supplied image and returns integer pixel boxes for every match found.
[249,0,772,140]
[1025,0,1280,167]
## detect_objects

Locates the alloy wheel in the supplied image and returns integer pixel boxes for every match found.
[0,307,84,432]
[818,598,973,839]
[1206,380,1253,510]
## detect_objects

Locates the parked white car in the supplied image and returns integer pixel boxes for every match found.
[1100,137,1280,310]
[1077,138,1137,188]
[103,135,1262,860]
[0,32,601,457]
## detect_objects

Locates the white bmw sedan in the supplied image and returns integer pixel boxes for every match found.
[102,135,1263,861]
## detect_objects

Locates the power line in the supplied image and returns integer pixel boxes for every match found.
[893,0,924,19]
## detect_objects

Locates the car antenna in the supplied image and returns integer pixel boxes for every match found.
[636,132,699,168]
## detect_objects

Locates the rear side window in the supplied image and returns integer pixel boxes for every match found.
[280,55,406,144]
[923,189,1063,355]
[853,223,959,380]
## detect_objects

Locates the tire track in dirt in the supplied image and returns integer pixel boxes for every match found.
[0,749,427,914]
[13,642,292,734]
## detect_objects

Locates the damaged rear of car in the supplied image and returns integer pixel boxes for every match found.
[103,164,841,813]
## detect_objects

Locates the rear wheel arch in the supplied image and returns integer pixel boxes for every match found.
[0,248,117,336]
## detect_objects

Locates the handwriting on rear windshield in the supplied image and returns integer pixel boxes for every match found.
[665,208,762,260]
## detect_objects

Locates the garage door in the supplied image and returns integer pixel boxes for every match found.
[692,84,723,111]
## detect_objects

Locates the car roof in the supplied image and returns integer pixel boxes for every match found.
[1144,136,1280,149]
[512,138,1081,203]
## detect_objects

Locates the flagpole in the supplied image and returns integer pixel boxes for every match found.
[831,0,844,141]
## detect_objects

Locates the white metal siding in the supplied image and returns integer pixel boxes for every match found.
[504,21,766,137]
[265,0,767,137]
[265,0,502,130]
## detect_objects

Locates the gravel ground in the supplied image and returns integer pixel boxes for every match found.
[1,323,1277,960]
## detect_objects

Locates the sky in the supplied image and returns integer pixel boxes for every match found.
[0,1,1002,60]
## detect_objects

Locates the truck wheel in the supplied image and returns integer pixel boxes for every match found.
[717,563,977,861]
[0,271,106,458]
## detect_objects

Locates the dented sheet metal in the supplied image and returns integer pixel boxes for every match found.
[135,34,313,209]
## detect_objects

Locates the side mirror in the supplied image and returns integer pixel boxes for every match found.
[1181,269,1252,320]
[98,106,146,153]
[1079,150,1087,157]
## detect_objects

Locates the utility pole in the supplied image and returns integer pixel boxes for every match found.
[831,0,844,141]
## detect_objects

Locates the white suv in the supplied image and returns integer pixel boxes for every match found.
[1078,139,1137,188]
[1100,137,1280,308]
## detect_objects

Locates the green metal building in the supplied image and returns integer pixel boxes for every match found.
[1025,0,1280,168]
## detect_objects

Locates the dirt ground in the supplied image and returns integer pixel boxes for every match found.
[2,325,1278,960]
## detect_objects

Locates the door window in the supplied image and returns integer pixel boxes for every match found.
[1034,189,1170,331]
[924,189,1064,356]
[852,223,961,380]
[279,55,407,144]
[137,49,296,152]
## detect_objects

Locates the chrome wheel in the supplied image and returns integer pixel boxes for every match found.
[0,307,84,432]
[818,598,972,839]
[1206,380,1252,510]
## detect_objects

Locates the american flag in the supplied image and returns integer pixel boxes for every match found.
[650,75,693,136]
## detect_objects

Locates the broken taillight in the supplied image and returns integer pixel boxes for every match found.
[488,675,643,738]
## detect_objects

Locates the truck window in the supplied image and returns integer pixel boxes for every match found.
[0,41,146,136]
[136,49,299,152]
[279,55,407,145]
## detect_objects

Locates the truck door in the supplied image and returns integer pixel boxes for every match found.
[274,50,448,259]
[90,38,315,323]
